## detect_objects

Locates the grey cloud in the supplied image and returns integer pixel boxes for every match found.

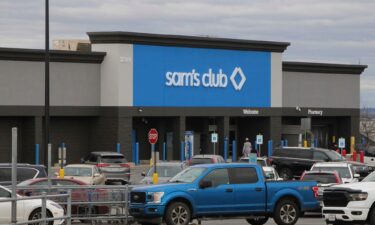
[0,0,374,106]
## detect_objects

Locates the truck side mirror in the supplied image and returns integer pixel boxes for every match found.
[199,180,212,189]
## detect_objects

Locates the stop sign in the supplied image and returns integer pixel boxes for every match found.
[148,128,158,144]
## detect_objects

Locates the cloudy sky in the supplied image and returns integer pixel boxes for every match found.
[1,0,374,107]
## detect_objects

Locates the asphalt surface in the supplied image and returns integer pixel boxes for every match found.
[196,215,325,225]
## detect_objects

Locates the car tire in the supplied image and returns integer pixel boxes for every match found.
[279,168,293,180]
[164,202,191,225]
[28,208,53,225]
[246,216,269,225]
[369,207,375,225]
[273,198,300,225]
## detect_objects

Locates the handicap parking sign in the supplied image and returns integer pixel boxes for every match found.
[211,133,218,143]
[256,134,263,145]
[338,138,345,148]
[249,153,257,164]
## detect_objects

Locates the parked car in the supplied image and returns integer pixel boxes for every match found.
[346,161,371,180]
[129,163,320,225]
[140,162,187,185]
[17,178,108,218]
[82,152,130,184]
[0,185,64,225]
[310,162,359,184]
[188,154,225,165]
[270,147,345,180]
[322,171,375,224]
[300,171,342,206]
[0,163,47,186]
[63,164,106,185]
[239,156,270,167]
[263,166,283,181]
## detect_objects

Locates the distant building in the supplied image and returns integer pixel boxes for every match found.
[53,39,91,51]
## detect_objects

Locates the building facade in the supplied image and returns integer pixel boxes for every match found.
[0,32,367,164]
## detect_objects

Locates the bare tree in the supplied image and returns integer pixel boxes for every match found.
[360,106,375,144]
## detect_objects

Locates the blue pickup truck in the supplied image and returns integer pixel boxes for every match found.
[129,163,319,225]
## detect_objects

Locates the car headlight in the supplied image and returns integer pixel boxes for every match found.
[148,192,164,204]
[348,192,368,201]
[49,202,63,209]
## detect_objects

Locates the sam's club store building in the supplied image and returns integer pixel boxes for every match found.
[0,32,367,163]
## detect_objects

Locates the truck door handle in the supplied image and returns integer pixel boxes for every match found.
[226,188,233,193]
[255,188,262,192]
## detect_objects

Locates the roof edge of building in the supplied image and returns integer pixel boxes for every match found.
[87,31,290,53]
[0,47,106,64]
[283,61,368,75]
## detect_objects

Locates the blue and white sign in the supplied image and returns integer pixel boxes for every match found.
[249,153,258,164]
[211,133,218,143]
[256,134,263,145]
[338,138,346,148]
[133,45,271,107]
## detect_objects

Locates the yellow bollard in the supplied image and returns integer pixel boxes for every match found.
[153,173,158,184]
[304,140,308,147]
[350,136,355,153]
[59,168,65,179]
[332,136,336,144]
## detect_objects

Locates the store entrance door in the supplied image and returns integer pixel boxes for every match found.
[312,125,329,148]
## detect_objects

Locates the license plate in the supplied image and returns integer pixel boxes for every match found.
[328,214,336,222]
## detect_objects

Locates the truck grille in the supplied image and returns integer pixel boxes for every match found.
[131,192,146,204]
[323,191,349,207]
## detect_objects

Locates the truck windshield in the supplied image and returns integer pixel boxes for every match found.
[311,167,351,178]
[325,151,345,161]
[169,167,206,183]
[362,171,375,182]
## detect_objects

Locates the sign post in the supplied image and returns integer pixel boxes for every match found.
[256,134,263,157]
[338,137,346,155]
[148,128,158,184]
[211,133,218,155]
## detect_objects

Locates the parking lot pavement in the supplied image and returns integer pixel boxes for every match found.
[79,215,324,225]
[193,216,325,225]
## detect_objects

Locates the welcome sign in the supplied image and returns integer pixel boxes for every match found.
[133,44,271,107]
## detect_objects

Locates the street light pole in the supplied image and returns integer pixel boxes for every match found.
[44,0,50,165]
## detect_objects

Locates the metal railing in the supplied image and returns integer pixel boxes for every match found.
[16,184,132,224]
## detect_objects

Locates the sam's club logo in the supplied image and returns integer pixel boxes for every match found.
[165,67,246,91]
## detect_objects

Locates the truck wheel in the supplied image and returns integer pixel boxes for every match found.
[164,202,191,225]
[369,207,375,225]
[273,199,300,225]
[246,217,269,225]
[279,168,293,180]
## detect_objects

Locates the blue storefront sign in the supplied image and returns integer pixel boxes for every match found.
[133,44,271,107]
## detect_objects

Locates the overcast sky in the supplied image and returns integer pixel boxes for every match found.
[1,0,374,107]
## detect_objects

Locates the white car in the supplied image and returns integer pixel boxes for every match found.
[322,171,375,224]
[0,185,64,225]
[239,156,270,167]
[63,164,106,185]
[140,161,187,185]
[310,162,360,183]
[262,166,283,181]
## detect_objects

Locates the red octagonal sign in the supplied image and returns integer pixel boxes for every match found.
[148,128,158,144]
